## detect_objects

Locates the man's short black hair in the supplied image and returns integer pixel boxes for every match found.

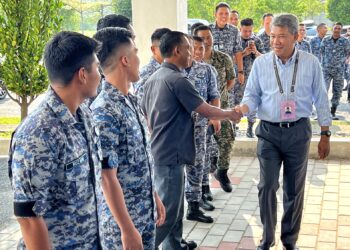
[97,14,131,31]
[263,13,274,20]
[215,2,230,12]
[231,10,239,16]
[317,22,327,30]
[193,25,212,36]
[151,28,171,43]
[44,31,100,85]
[159,31,186,58]
[192,36,204,43]
[93,27,133,70]
[190,22,204,35]
[334,22,343,27]
[299,23,306,27]
[240,18,254,27]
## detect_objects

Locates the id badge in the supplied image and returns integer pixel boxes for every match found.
[280,100,296,121]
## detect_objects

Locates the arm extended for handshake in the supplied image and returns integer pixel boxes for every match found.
[194,101,242,124]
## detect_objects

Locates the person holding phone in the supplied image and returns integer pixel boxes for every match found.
[233,18,265,138]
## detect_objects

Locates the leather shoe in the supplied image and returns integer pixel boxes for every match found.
[199,198,215,211]
[181,239,197,250]
[283,244,299,250]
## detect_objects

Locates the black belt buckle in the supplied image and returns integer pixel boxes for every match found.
[279,122,290,128]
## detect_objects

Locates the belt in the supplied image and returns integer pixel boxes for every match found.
[262,118,306,128]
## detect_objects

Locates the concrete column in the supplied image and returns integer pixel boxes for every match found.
[131,0,187,66]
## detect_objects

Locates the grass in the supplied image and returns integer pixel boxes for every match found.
[0,117,20,125]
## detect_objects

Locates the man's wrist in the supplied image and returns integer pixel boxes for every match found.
[238,70,244,74]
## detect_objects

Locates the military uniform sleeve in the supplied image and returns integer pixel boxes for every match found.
[224,54,235,81]
[92,107,121,169]
[207,66,220,102]
[233,28,243,53]
[11,132,59,217]
[256,37,266,54]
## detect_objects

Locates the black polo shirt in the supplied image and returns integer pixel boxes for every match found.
[141,62,204,166]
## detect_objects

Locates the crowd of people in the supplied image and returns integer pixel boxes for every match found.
[7,1,350,250]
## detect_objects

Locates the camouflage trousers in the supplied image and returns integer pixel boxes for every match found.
[345,64,350,82]
[203,131,219,186]
[232,81,257,123]
[214,120,235,170]
[323,67,345,107]
[185,125,208,202]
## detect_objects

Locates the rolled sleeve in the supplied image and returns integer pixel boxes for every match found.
[92,108,120,169]
[11,136,58,217]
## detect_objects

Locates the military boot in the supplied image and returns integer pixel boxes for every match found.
[214,169,232,192]
[181,239,197,250]
[209,156,218,173]
[331,106,339,120]
[246,121,255,138]
[199,197,215,211]
[186,201,213,223]
[202,185,213,201]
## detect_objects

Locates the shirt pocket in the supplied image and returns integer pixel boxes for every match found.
[63,153,90,203]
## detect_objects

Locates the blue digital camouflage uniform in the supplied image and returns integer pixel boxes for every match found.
[134,57,161,102]
[10,87,104,250]
[209,23,243,58]
[184,61,219,202]
[258,31,272,53]
[204,50,235,172]
[310,35,323,62]
[321,36,350,107]
[91,81,155,250]
[232,36,265,123]
[295,39,312,53]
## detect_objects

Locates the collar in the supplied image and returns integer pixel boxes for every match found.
[46,87,81,127]
[102,80,138,110]
[162,62,181,72]
[274,48,298,66]
[215,22,227,30]
[150,56,161,66]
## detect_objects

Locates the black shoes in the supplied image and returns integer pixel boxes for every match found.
[246,121,255,138]
[202,185,213,201]
[181,239,197,250]
[186,201,213,223]
[214,169,232,192]
[199,198,215,211]
[283,244,299,250]
[331,106,339,120]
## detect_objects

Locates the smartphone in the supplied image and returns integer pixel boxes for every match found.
[248,40,255,47]
[207,124,215,136]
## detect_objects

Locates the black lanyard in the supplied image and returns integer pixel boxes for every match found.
[273,52,299,95]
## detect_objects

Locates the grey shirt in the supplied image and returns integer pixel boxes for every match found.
[141,62,204,166]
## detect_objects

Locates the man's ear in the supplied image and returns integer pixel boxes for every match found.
[173,46,180,56]
[77,67,86,84]
[121,55,129,66]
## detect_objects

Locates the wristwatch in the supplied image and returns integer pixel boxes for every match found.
[238,70,244,74]
[320,130,331,137]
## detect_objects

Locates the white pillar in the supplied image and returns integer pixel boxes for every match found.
[131,0,187,66]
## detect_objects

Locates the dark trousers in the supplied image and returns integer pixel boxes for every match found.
[255,118,312,246]
[155,164,188,250]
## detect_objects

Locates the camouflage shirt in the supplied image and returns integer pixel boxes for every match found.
[90,81,155,249]
[241,35,265,79]
[310,35,323,62]
[134,57,161,101]
[10,87,103,250]
[321,36,350,69]
[186,60,220,126]
[204,50,235,108]
[258,31,271,52]
[295,39,312,53]
[209,23,243,57]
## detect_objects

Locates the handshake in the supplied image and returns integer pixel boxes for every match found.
[228,105,249,123]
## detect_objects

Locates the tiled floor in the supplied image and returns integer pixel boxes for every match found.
[1,157,349,250]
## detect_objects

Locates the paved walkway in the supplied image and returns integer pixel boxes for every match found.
[0,157,349,249]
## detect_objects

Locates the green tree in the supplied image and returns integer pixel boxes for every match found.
[326,0,350,24]
[61,6,80,31]
[112,0,132,20]
[0,0,62,120]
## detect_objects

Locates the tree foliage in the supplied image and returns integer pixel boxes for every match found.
[326,0,350,24]
[112,0,132,20]
[188,0,325,29]
[0,0,62,120]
